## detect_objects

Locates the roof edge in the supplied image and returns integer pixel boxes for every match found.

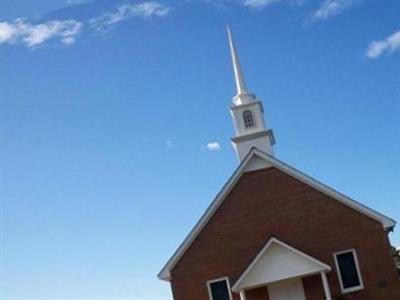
[158,147,396,281]
[252,149,396,229]
[158,149,259,281]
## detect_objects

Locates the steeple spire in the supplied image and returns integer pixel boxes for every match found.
[227,26,248,96]
[227,26,275,160]
[227,26,255,105]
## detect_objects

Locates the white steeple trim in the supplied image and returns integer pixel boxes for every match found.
[227,26,254,105]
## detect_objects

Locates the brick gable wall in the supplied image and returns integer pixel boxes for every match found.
[170,167,400,300]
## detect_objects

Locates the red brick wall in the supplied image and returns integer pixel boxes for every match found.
[170,167,400,300]
[303,274,325,299]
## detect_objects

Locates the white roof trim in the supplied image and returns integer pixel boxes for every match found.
[158,148,396,281]
[259,149,396,229]
[158,150,258,281]
[231,237,331,292]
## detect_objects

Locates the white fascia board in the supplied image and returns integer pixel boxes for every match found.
[158,149,259,281]
[252,149,396,230]
[158,148,396,281]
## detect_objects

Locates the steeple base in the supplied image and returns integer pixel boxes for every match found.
[231,129,275,161]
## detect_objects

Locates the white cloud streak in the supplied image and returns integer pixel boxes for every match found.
[0,19,83,47]
[165,140,175,148]
[90,1,170,31]
[206,142,221,151]
[241,0,306,9]
[243,0,282,9]
[0,1,170,48]
[366,30,400,59]
[311,0,361,21]
[65,0,93,5]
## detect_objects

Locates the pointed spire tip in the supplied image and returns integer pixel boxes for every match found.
[226,26,249,98]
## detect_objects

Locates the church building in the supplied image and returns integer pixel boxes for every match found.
[158,28,400,300]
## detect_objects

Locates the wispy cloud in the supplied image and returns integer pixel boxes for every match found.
[243,0,282,9]
[90,1,170,31]
[365,30,400,59]
[165,140,175,148]
[0,1,170,48]
[0,19,83,47]
[241,0,306,9]
[311,0,361,21]
[205,142,221,151]
[65,0,93,5]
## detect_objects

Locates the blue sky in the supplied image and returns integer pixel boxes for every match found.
[1,0,399,299]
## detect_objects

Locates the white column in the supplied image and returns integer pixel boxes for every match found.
[320,272,332,300]
[239,290,246,300]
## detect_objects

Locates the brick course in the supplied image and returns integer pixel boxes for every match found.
[170,167,400,300]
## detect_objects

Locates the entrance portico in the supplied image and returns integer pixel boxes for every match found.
[232,238,332,300]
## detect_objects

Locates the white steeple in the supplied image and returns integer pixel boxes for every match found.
[227,26,275,161]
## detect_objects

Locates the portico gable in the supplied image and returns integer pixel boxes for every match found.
[232,237,333,300]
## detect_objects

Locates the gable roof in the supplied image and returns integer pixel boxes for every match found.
[158,148,396,281]
[232,237,331,292]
